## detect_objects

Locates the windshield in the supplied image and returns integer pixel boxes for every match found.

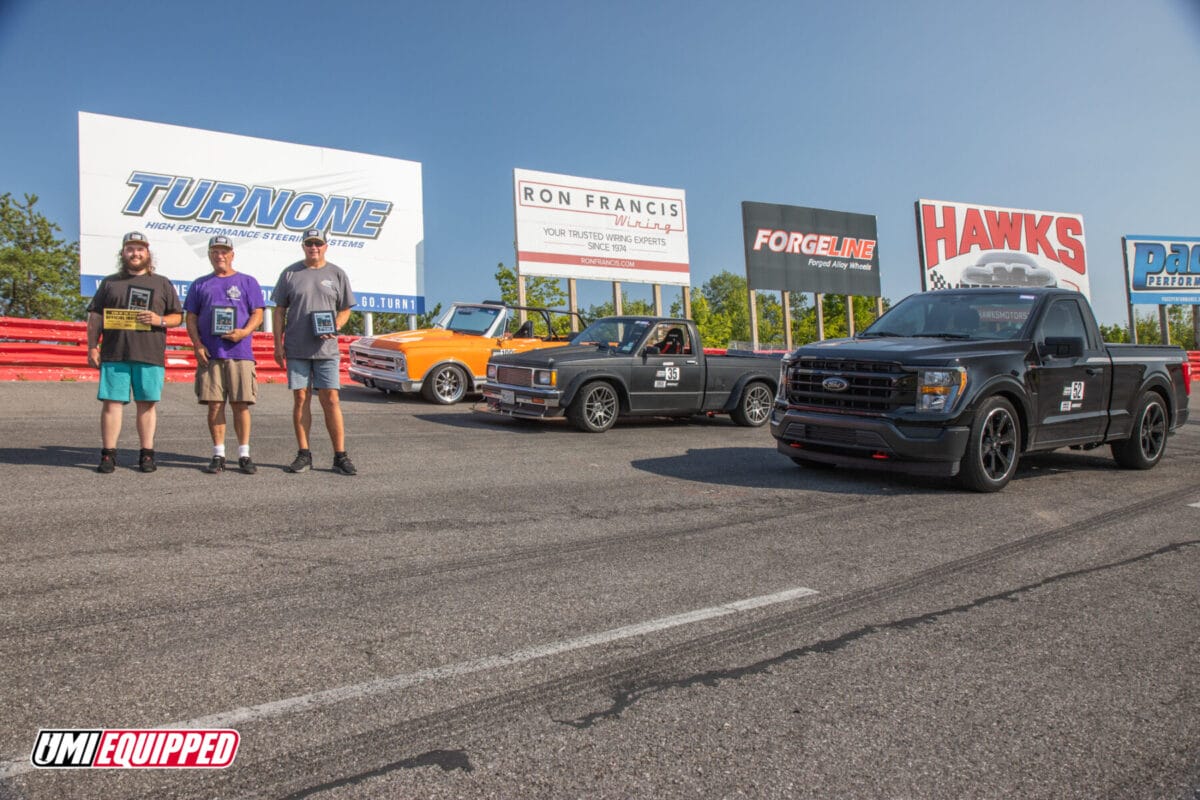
[862,292,1037,340]
[434,304,505,335]
[570,317,653,353]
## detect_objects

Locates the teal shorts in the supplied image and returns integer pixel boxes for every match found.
[98,361,166,403]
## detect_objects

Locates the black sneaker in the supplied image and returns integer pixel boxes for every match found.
[287,451,312,473]
[332,454,357,476]
[238,456,257,475]
[204,455,226,474]
[97,451,116,474]
[139,450,157,473]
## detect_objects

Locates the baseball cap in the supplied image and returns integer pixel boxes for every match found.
[301,228,328,244]
[122,231,149,247]
[208,235,234,250]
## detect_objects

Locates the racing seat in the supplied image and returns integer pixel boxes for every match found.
[660,328,685,355]
[514,320,535,338]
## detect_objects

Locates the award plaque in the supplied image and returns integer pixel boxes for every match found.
[212,306,236,336]
[311,311,336,336]
[127,286,153,311]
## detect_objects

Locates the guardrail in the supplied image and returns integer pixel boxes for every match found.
[0,316,354,382]
[1,316,1197,382]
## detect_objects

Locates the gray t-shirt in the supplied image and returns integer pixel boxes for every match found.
[273,260,355,359]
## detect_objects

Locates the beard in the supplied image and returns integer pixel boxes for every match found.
[117,251,155,275]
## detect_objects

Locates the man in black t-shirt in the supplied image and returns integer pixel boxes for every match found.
[85,231,183,473]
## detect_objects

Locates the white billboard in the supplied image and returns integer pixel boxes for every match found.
[916,198,1089,298]
[513,168,689,287]
[78,112,425,313]
[1123,235,1200,305]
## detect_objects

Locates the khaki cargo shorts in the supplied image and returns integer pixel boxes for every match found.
[195,359,257,404]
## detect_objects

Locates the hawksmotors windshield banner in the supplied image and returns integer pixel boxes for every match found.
[513,168,689,286]
[79,112,425,313]
[916,199,1089,298]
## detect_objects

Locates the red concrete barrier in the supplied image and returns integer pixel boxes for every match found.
[0,316,354,382]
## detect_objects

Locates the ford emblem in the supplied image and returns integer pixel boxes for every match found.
[822,376,850,392]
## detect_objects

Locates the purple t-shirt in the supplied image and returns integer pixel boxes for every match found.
[184,271,265,360]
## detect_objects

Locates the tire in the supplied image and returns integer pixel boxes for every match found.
[568,381,619,433]
[1111,392,1168,470]
[958,396,1021,492]
[421,364,468,405]
[731,381,773,427]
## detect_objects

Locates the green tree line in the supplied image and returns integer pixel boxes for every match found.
[0,194,86,320]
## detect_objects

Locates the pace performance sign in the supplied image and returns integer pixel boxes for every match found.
[513,168,689,286]
[916,199,1089,298]
[741,202,881,296]
[1123,235,1200,305]
[78,112,425,313]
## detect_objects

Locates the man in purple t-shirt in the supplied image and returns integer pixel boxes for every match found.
[185,235,265,474]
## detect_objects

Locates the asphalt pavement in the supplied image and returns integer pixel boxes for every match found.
[0,380,1197,799]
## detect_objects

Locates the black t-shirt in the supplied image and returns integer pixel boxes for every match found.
[86,272,182,366]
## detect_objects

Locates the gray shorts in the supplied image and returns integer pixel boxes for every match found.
[287,357,340,391]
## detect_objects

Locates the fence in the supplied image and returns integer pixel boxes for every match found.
[0,317,353,382]
[0,315,1197,383]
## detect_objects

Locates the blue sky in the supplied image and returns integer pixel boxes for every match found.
[2,0,1198,325]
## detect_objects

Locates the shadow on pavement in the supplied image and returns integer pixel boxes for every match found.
[0,446,211,471]
[627,446,945,495]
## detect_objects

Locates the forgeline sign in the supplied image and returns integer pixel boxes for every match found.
[1124,235,1200,305]
[78,112,425,313]
[741,202,881,296]
[513,168,690,287]
[916,199,1089,298]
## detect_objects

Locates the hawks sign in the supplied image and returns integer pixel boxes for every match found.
[916,199,1089,297]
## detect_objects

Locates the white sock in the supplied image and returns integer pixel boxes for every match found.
[214,444,226,458]
[238,445,250,459]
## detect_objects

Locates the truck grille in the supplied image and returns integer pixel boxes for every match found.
[495,365,533,387]
[785,358,914,413]
[350,349,398,371]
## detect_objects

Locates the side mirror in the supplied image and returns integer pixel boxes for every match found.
[1038,336,1084,360]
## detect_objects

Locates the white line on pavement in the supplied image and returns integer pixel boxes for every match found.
[0,586,817,779]
[180,586,819,728]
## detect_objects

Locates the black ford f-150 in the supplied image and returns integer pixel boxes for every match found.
[771,288,1191,491]
[482,316,779,432]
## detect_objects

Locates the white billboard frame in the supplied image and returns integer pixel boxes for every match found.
[513,168,690,287]
[78,112,425,313]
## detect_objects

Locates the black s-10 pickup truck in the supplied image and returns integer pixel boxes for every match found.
[482,316,779,432]
[772,288,1192,491]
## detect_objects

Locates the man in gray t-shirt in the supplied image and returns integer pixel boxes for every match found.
[272,228,357,475]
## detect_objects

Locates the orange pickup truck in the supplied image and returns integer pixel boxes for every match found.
[348,301,580,404]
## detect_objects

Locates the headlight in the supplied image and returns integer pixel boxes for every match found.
[917,368,967,412]
[487,363,497,380]
[534,369,556,387]
[777,360,791,401]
